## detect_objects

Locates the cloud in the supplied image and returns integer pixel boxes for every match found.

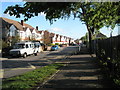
[48,27,67,36]
[49,27,63,32]
[2,13,11,17]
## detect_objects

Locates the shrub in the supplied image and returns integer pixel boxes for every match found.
[48,43,55,46]
[2,40,8,49]
[55,43,59,45]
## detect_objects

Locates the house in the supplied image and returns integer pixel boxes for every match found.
[49,32,55,44]
[0,17,42,42]
[20,20,34,41]
[38,30,44,43]
[95,32,107,39]
[66,37,70,44]
[63,36,67,44]
[60,35,66,44]
[1,17,75,46]
[56,34,61,44]
[69,38,75,44]
[44,30,51,44]
[0,17,25,45]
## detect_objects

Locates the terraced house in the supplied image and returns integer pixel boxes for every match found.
[1,17,44,44]
[0,17,75,46]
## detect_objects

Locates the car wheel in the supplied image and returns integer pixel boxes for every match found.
[34,51,38,56]
[34,53,37,56]
[23,53,27,58]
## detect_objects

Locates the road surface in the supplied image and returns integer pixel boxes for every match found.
[1,46,79,79]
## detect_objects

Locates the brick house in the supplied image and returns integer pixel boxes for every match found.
[43,30,51,44]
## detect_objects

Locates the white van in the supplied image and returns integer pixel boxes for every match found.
[32,41,42,55]
[9,41,39,58]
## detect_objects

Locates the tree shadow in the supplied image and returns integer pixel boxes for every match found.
[42,53,116,88]
[43,79,104,88]
[47,46,79,56]
[2,59,50,69]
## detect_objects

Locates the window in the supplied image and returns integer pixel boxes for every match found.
[20,32,23,38]
[26,44,29,48]
[30,44,34,48]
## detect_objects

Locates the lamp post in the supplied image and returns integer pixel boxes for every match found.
[110,29,113,37]
[118,24,120,35]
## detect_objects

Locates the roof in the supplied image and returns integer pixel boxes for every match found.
[38,31,42,34]
[0,17,34,31]
[50,33,55,37]
[0,17,24,31]
[96,32,107,38]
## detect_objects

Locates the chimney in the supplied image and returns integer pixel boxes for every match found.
[21,20,24,26]
[36,26,38,30]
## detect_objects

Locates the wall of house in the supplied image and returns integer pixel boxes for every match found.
[39,31,44,43]
[9,25,17,36]
[44,31,51,44]
[61,36,65,44]
[25,28,32,40]
[36,33,43,41]
[52,35,56,44]
[19,31,25,41]
[56,35,61,44]
[31,29,37,39]
[2,28,9,40]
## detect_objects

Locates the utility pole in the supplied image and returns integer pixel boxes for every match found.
[118,24,120,35]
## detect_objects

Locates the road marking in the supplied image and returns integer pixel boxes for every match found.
[0,69,4,78]
[28,63,36,69]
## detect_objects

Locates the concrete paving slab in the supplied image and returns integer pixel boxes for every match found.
[41,48,115,88]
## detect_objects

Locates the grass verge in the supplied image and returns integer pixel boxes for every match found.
[2,63,64,89]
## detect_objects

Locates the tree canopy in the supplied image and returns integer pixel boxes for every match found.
[4,2,120,53]
[4,2,119,29]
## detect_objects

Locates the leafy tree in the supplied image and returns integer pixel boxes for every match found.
[80,33,88,42]
[4,2,119,53]
[11,35,20,46]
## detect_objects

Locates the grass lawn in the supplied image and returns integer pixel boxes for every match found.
[2,63,64,89]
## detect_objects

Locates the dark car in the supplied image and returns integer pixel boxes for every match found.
[40,43,48,51]
[51,45,59,51]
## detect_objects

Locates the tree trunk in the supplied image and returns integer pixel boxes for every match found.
[86,25,93,54]
[88,30,92,54]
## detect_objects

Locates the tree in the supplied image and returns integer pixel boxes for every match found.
[11,35,20,46]
[4,2,119,53]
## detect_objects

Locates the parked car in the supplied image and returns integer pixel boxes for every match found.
[40,43,48,51]
[51,45,59,51]
[9,41,39,58]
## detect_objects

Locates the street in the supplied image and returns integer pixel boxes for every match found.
[1,46,79,79]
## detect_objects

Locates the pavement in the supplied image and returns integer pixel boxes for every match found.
[39,46,116,88]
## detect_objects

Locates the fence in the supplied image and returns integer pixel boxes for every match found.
[95,35,120,82]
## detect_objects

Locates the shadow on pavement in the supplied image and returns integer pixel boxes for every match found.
[2,60,50,69]
[42,47,116,88]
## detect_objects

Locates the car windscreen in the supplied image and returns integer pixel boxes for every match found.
[13,44,25,49]
[52,45,56,47]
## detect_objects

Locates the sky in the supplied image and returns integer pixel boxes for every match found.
[0,0,119,40]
